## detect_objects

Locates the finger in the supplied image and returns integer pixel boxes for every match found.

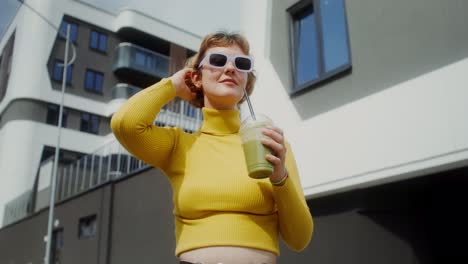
[262,128,284,144]
[266,125,284,136]
[261,138,285,158]
[265,154,282,166]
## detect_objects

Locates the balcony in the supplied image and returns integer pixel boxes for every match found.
[112,83,142,99]
[113,42,170,86]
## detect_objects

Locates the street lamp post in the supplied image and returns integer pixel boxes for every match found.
[43,24,74,264]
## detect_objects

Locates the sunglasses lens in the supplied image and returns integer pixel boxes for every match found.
[235,57,251,71]
[209,54,227,67]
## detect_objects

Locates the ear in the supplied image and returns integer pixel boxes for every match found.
[190,70,202,89]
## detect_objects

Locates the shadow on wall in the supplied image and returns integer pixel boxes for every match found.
[280,166,468,263]
[358,167,468,262]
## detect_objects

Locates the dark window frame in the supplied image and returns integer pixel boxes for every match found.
[78,215,97,239]
[46,104,68,128]
[52,59,73,85]
[80,112,100,134]
[287,0,352,94]
[89,30,108,53]
[50,228,64,264]
[84,69,104,94]
[58,20,79,43]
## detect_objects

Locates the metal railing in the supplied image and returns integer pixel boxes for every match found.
[55,104,202,202]
[3,190,32,226]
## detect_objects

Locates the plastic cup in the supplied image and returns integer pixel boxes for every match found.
[239,114,274,179]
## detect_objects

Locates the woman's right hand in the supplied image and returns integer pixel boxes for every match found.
[170,68,197,102]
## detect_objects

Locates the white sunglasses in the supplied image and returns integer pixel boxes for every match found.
[198,52,253,72]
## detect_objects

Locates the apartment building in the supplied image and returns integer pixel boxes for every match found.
[0,0,202,227]
[1,0,468,263]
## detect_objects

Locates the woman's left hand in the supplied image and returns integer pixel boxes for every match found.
[261,125,288,182]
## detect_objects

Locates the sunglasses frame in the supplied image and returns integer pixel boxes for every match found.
[198,52,254,73]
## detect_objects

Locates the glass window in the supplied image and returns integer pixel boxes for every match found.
[320,0,350,72]
[80,112,100,134]
[288,0,351,93]
[46,104,67,127]
[90,31,98,49]
[135,51,146,66]
[89,30,107,52]
[85,70,94,89]
[99,34,107,52]
[78,215,97,239]
[50,229,64,264]
[84,69,104,94]
[52,61,62,81]
[94,73,103,92]
[296,8,319,86]
[52,60,73,84]
[59,20,78,43]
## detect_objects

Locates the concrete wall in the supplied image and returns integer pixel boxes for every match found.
[0,168,177,264]
[2,166,466,263]
[0,184,112,264]
[109,168,176,263]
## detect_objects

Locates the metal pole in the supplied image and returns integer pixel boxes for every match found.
[44,24,70,264]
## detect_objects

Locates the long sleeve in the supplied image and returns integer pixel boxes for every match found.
[273,141,313,252]
[110,78,180,171]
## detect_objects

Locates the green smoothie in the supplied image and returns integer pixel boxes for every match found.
[242,140,274,179]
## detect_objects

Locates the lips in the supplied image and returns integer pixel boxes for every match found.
[220,78,238,85]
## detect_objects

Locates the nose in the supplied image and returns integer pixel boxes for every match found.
[224,61,236,73]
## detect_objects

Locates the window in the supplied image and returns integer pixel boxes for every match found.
[288,0,351,93]
[59,20,78,43]
[46,104,68,127]
[135,50,157,69]
[78,215,97,239]
[84,69,104,93]
[80,113,99,134]
[89,30,107,53]
[50,229,64,264]
[52,59,73,84]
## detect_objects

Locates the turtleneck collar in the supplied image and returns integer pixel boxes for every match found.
[200,107,240,135]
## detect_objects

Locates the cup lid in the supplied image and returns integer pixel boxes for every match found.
[240,114,272,130]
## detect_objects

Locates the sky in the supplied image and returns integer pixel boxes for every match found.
[0,0,21,38]
[0,0,240,40]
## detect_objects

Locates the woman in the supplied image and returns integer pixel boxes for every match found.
[111,31,313,264]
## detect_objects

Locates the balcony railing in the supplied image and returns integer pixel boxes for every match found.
[3,190,31,226]
[113,42,170,79]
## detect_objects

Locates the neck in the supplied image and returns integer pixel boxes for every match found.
[204,97,238,110]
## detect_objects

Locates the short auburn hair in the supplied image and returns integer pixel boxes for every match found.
[185,31,256,108]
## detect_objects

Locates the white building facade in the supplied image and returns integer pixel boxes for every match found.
[239,0,468,198]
